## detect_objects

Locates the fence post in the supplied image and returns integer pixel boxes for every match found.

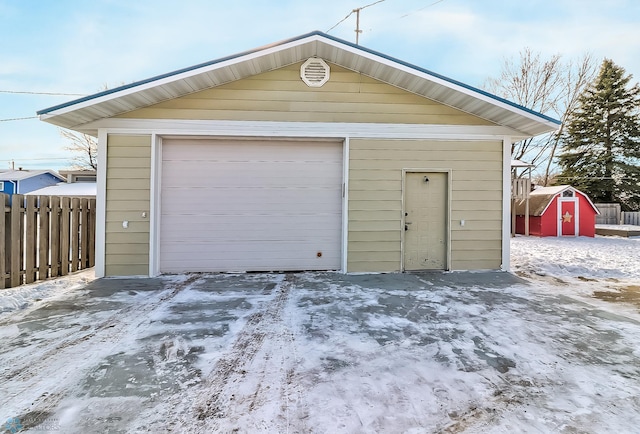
[10,195,22,288]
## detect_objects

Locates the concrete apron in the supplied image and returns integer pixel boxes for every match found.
[1,271,638,432]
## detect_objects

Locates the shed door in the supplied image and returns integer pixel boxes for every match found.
[559,199,577,236]
[160,138,343,273]
[403,172,448,270]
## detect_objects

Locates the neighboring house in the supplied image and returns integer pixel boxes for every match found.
[37,31,560,278]
[514,186,599,237]
[59,170,97,183]
[27,170,97,197]
[0,169,66,196]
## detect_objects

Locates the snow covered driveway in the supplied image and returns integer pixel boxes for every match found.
[1,236,640,433]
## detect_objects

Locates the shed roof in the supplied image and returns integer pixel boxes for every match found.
[514,185,600,216]
[0,170,65,182]
[38,31,560,138]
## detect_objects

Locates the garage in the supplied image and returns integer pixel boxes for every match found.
[159,138,344,273]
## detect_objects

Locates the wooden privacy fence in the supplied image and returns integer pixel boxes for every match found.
[623,211,640,226]
[595,203,621,225]
[1,194,96,289]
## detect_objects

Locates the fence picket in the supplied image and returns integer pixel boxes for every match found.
[25,196,37,284]
[39,196,50,280]
[50,196,60,278]
[80,198,88,269]
[70,198,80,272]
[60,197,70,277]
[10,195,22,287]
[0,194,7,289]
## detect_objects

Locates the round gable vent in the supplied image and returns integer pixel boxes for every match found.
[300,58,330,87]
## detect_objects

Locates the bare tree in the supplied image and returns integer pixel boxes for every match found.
[484,49,596,185]
[61,129,98,170]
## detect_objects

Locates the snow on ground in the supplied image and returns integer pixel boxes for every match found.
[511,235,640,280]
[1,236,640,433]
[0,269,95,315]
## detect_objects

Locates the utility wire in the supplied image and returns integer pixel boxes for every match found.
[326,0,388,33]
[0,90,85,96]
[399,0,448,19]
[0,116,37,122]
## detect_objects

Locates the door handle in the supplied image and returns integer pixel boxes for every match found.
[405,222,412,231]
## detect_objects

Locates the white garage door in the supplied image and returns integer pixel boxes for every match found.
[160,138,343,273]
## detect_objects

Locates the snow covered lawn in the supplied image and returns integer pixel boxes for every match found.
[1,235,639,433]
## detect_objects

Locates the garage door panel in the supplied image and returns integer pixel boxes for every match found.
[162,139,340,158]
[162,162,342,187]
[162,191,341,212]
[160,139,343,273]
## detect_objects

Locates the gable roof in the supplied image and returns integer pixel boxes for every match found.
[514,185,600,216]
[0,170,65,182]
[38,31,560,138]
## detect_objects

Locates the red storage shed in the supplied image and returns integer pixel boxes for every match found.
[515,185,600,237]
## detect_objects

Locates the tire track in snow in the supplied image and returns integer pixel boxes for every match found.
[183,273,307,433]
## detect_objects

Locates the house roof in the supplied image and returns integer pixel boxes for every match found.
[38,31,560,138]
[511,159,534,168]
[514,185,600,216]
[25,182,96,197]
[0,170,66,182]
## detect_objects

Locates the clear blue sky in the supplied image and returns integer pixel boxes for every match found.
[1,0,639,171]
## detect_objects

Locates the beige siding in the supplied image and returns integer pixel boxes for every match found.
[116,63,496,126]
[348,139,503,272]
[105,134,151,276]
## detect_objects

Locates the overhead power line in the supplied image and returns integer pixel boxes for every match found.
[0,90,85,96]
[399,0,448,19]
[326,0,388,44]
[0,116,37,122]
[327,0,449,44]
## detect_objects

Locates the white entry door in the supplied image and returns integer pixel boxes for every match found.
[403,172,448,270]
[160,138,343,273]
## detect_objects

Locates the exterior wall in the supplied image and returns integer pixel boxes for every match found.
[516,216,543,236]
[348,139,503,272]
[104,134,151,276]
[17,174,61,194]
[577,193,596,237]
[0,180,14,195]
[116,63,496,126]
[539,198,559,236]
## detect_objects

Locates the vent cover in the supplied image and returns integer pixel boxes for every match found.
[300,58,330,87]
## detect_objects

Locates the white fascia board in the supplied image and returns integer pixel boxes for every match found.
[319,37,560,131]
[95,129,108,278]
[80,119,529,140]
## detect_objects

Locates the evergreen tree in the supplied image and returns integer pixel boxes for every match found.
[556,59,640,210]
